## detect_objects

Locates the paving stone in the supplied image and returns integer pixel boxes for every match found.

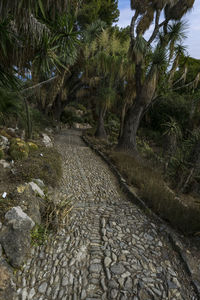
[15,130,199,300]
[110,263,125,275]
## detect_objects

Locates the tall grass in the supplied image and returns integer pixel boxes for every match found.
[110,151,200,235]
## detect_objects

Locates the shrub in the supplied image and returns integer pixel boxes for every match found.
[10,138,29,160]
[0,148,4,159]
[27,142,38,151]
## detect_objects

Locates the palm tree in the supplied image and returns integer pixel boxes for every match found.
[117,0,196,154]
[81,28,129,139]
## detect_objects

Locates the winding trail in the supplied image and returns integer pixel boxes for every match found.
[16,129,198,300]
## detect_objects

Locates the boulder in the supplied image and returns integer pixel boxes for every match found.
[0,257,17,300]
[42,133,53,147]
[16,184,42,224]
[0,206,35,268]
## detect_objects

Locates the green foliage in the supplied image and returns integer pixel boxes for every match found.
[78,0,119,27]
[10,138,29,160]
[31,224,48,246]
[0,148,4,159]
[61,107,83,125]
[148,93,190,132]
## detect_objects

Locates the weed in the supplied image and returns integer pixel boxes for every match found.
[31,224,48,246]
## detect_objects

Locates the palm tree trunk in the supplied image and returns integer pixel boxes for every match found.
[119,102,127,139]
[95,106,107,139]
[116,100,144,153]
[46,68,68,114]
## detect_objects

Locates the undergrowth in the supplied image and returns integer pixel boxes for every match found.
[109,151,200,235]
[14,145,62,187]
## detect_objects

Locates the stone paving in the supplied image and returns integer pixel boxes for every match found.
[16,130,198,300]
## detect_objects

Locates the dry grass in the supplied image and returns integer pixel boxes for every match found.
[109,151,200,235]
[14,145,62,187]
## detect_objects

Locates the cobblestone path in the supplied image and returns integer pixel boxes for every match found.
[16,130,198,300]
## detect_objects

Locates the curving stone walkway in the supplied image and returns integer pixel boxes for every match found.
[16,129,198,300]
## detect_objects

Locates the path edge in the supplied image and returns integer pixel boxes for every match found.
[82,135,200,299]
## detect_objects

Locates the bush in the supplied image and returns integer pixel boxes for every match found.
[61,107,83,125]
[0,148,4,159]
[27,142,38,151]
[10,138,29,160]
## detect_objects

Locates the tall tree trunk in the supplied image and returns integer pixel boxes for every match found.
[119,102,127,139]
[46,68,69,114]
[54,93,62,121]
[95,106,107,139]
[116,100,144,153]
[24,98,32,140]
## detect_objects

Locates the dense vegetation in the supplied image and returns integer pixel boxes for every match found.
[1,0,200,235]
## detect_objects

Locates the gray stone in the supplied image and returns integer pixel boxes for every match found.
[108,279,119,288]
[110,289,118,299]
[89,264,102,273]
[110,263,125,275]
[0,135,9,150]
[81,289,86,299]
[0,207,35,267]
[62,276,68,286]
[42,133,53,147]
[104,257,112,267]
[5,206,35,231]
[0,258,17,300]
[124,277,132,290]
[33,179,45,188]
[167,280,177,289]
[0,160,11,169]
[38,282,47,294]
[29,182,45,198]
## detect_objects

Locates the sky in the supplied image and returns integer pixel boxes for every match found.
[117,0,200,59]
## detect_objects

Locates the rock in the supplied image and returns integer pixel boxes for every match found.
[89,264,102,273]
[0,159,10,168]
[38,282,47,294]
[0,207,35,267]
[110,289,118,299]
[28,182,45,198]
[5,206,35,230]
[110,263,125,275]
[124,277,132,290]
[0,135,9,150]
[104,257,112,267]
[0,258,17,300]
[18,185,42,224]
[33,179,45,188]
[42,133,53,147]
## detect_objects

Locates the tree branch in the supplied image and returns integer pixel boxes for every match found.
[147,9,161,45]
[21,76,58,93]
[130,10,139,42]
